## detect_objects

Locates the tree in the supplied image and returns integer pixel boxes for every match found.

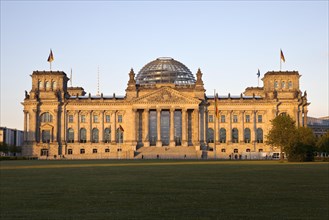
[0,142,9,155]
[266,114,297,161]
[286,127,316,162]
[316,131,329,155]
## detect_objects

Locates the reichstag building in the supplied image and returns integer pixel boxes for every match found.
[22,57,309,159]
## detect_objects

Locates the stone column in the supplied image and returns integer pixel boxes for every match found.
[204,108,207,143]
[303,109,308,127]
[182,108,187,147]
[100,111,104,142]
[111,111,116,144]
[156,108,162,147]
[143,109,150,147]
[169,108,175,147]
[29,109,37,141]
[131,109,137,144]
[63,110,67,142]
[193,108,200,147]
[252,110,257,146]
[239,111,244,143]
[23,110,28,142]
[53,109,58,143]
[75,111,80,142]
[87,111,92,142]
[32,109,38,142]
[59,107,65,144]
[296,107,300,127]
[228,111,232,144]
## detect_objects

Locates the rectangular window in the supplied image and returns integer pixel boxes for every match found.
[221,115,225,123]
[221,149,226,153]
[245,115,250,123]
[80,149,85,154]
[208,115,214,123]
[93,149,97,154]
[259,149,263,152]
[105,148,110,153]
[42,130,51,143]
[81,115,86,123]
[258,115,263,123]
[93,115,99,123]
[234,149,238,153]
[68,115,74,123]
[41,149,48,156]
[105,115,110,123]
[233,115,238,123]
[68,149,73,155]
[118,115,123,123]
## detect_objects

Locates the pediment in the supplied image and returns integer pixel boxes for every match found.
[132,87,200,104]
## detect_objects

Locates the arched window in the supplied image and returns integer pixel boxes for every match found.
[288,81,293,89]
[40,112,53,122]
[80,128,86,143]
[42,130,51,143]
[67,128,74,143]
[232,128,239,143]
[46,81,51,90]
[38,80,43,89]
[257,128,263,143]
[220,128,226,143]
[104,128,111,143]
[207,128,214,143]
[274,81,278,89]
[116,128,124,143]
[281,81,285,89]
[244,128,251,143]
[92,128,99,143]
[52,81,57,90]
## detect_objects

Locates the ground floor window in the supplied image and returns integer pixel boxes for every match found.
[221,148,226,153]
[234,149,238,153]
[259,149,263,152]
[93,149,97,154]
[246,149,251,152]
[41,149,48,156]
[105,148,110,153]
[68,149,73,154]
[80,149,85,154]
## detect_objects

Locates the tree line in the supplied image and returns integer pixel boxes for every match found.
[266,114,329,162]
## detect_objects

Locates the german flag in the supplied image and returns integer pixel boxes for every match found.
[47,49,54,63]
[215,93,219,118]
[280,49,285,62]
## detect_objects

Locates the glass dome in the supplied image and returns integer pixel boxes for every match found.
[136,57,196,85]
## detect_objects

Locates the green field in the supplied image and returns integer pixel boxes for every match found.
[1,160,328,220]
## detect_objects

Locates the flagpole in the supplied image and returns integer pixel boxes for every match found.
[280,49,282,71]
[70,68,73,87]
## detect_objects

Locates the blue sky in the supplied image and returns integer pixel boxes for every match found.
[1,1,328,130]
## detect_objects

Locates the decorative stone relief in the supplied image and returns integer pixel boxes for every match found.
[146,90,186,103]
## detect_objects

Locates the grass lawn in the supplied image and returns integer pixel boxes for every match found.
[0,160,328,220]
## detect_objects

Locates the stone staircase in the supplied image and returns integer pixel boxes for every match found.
[135,146,200,159]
